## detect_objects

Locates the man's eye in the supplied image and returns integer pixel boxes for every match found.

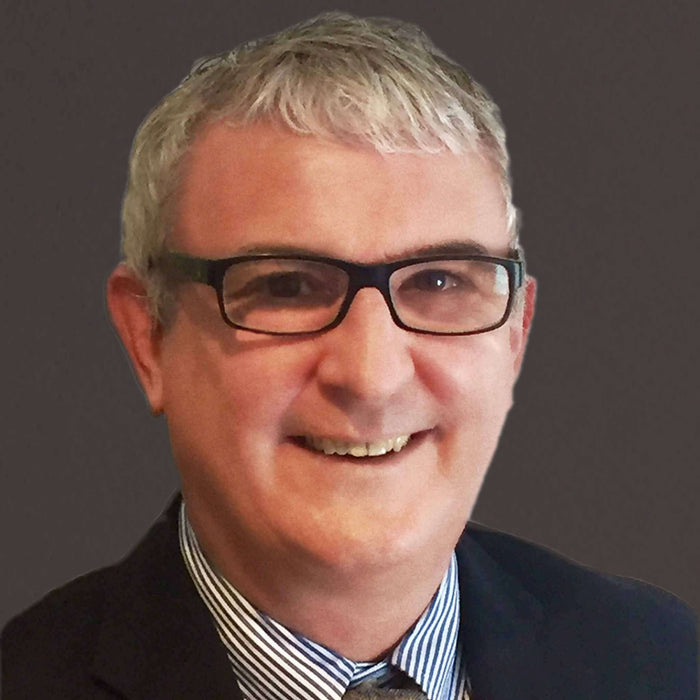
[402,269,465,292]
[231,272,318,299]
[227,271,341,308]
[261,272,313,298]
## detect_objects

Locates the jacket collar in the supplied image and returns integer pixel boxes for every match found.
[456,525,546,697]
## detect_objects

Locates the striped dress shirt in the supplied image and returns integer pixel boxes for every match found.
[179,503,469,700]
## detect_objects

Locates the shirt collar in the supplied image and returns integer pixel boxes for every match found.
[179,501,464,700]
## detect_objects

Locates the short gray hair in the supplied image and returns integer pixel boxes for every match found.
[121,12,518,320]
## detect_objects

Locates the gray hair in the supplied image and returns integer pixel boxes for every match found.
[121,12,518,320]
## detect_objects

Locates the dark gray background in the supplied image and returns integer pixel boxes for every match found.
[2,0,698,632]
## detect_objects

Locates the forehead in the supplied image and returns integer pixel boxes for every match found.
[172,121,511,261]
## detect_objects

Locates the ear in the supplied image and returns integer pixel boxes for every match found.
[510,276,537,379]
[106,264,165,414]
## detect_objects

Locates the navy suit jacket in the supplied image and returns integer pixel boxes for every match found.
[2,495,696,699]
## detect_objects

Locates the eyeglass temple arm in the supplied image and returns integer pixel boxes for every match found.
[150,253,213,285]
[512,248,526,288]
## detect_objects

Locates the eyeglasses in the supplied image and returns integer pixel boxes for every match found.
[153,251,525,336]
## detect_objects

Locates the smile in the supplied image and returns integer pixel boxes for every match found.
[303,434,411,457]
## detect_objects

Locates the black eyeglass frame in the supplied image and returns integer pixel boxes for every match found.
[152,251,525,336]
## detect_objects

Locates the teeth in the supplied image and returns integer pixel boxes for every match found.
[304,434,411,458]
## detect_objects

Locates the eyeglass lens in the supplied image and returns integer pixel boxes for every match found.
[222,258,511,334]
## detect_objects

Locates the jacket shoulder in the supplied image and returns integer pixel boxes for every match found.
[1,565,117,696]
[458,524,697,696]
[463,524,695,622]
[1,497,183,697]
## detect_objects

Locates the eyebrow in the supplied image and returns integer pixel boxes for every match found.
[234,239,513,260]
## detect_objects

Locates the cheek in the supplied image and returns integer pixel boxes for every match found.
[424,334,517,490]
[160,329,314,453]
[421,332,517,421]
[159,338,313,532]
[227,344,319,430]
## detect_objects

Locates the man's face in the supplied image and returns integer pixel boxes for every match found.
[154,122,533,574]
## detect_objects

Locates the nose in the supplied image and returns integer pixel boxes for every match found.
[315,288,416,405]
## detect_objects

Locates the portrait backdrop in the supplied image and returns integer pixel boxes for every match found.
[2,0,698,630]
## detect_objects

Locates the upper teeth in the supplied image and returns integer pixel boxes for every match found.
[304,435,411,457]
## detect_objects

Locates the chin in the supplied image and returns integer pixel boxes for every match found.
[277,497,462,576]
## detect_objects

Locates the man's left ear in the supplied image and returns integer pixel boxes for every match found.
[510,276,536,378]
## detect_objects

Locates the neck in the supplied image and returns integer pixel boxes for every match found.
[185,502,455,661]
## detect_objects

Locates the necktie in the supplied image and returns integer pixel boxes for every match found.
[342,689,427,699]
[342,676,428,699]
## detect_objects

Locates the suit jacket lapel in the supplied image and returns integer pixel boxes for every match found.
[456,527,546,699]
[90,496,243,700]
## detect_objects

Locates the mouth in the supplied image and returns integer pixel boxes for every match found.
[296,433,418,458]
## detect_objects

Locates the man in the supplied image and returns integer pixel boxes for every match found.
[1,12,695,699]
